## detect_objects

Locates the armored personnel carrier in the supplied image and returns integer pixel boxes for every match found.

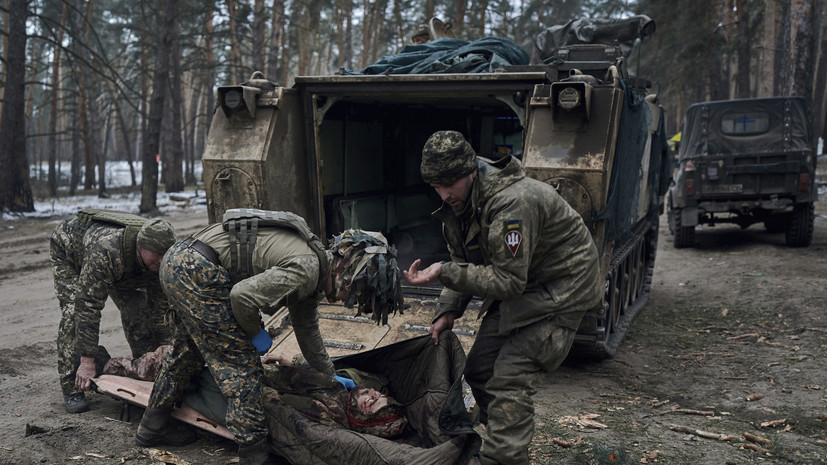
[202,16,671,358]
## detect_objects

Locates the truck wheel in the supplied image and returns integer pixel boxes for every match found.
[785,204,814,247]
[672,208,695,248]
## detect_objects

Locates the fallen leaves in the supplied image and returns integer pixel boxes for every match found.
[557,413,607,429]
[551,436,583,448]
[639,449,660,463]
[760,418,787,428]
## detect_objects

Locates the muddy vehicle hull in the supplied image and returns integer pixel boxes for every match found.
[202,32,670,358]
[668,97,817,248]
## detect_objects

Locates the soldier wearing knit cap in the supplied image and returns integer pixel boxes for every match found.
[50,210,176,414]
[405,130,602,465]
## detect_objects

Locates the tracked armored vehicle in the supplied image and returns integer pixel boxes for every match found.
[202,16,672,358]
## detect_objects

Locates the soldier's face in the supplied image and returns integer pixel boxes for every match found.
[431,170,476,211]
[355,387,389,414]
[138,247,164,272]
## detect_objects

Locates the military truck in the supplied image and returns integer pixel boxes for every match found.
[201,16,671,358]
[668,97,816,248]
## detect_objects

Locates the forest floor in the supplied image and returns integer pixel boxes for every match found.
[0,187,825,465]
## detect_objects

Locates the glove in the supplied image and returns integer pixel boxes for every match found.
[333,375,355,391]
[251,328,272,355]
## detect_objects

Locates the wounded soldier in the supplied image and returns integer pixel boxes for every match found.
[95,331,481,464]
[92,346,408,438]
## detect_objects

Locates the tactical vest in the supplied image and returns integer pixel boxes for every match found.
[76,209,147,272]
[222,209,329,291]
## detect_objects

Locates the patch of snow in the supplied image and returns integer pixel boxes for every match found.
[3,162,206,220]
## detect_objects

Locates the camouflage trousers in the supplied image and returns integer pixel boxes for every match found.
[465,307,578,465]
[52,239,170,396]
[149,241,267,446]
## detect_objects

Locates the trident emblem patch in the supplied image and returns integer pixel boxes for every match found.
[504,230,522,257]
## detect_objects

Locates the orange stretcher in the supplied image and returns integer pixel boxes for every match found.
[93,374,234,440]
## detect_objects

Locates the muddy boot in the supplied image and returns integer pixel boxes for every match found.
[135,408,198,447]
[238,437,276,465]
[64,392,90,414]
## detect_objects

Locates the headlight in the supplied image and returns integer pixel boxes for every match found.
[558,86,581,110]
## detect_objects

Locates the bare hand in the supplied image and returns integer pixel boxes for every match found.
[261,352,293,366]
[75,357,96,391]
[403,259,443,285]
[429,312,456,345]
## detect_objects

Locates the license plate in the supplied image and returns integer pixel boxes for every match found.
[703,184,743,194]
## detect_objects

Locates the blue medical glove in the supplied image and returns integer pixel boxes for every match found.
[333,375,355,391]
[251,328,272,355]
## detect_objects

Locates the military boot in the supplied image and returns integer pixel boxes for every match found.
[238,437,277,465]
[135,408,198,447]
[64,392,90,414]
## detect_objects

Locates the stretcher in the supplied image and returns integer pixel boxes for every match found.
[93,374,234,440]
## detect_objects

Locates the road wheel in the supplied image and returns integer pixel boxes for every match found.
[672,208,695,248]
[785,204,814,247]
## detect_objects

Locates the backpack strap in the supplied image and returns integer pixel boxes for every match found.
[77,209,146,272]
[223,209,329,290]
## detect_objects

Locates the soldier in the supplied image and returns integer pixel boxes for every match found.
[403,130,603,465]
[411,23,431,44]
[135,210,402,465]
[50,210,176,414]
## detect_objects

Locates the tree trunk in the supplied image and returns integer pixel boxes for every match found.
[774,0,793,95]
[48,2,70,197]
[227,0,245,83]
[812,0,827,146]
[335,0,347,68]
[735,0,751,98]
[140,0,176,213]
[267,0,285,81]
[476,0,488,37]
[165,12,184,193]
[252,0,266,72]
[106,80,136,186]
[0,0,34,212]
[790,0,818,99]
[452,0,467,38]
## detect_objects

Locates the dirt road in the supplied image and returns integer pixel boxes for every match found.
[0,194,825,465]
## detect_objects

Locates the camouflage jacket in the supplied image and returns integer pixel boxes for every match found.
[57,217,167,357]
[433,155,602,333]
[195,223,333,332]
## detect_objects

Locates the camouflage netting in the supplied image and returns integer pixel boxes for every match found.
[343,37,529,75]
[265,331,481,465]
[592,79,671,245]
[331,229,404,325]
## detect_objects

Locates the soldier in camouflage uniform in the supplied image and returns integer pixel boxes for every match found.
[404,130,603,465]
[50,211,176,414]
[136,210,402,465]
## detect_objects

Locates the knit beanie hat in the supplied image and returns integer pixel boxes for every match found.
[136,218,176,255]
[420,130,479,185]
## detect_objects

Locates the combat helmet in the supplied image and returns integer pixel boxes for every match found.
[330,230,404,325]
